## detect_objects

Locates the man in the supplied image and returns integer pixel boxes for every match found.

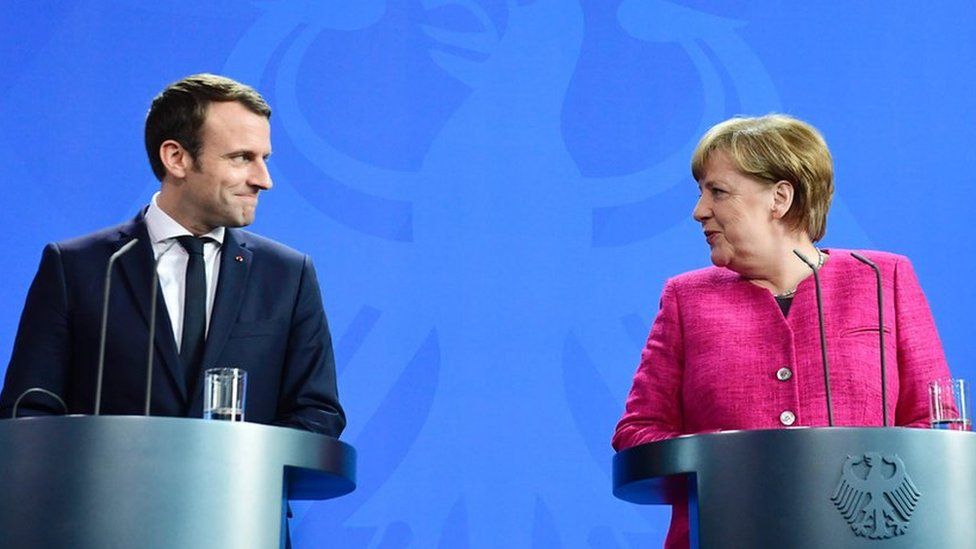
[0,74,345,437]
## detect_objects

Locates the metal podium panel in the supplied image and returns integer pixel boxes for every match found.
[613,427,976,548]
[0,415,355,549]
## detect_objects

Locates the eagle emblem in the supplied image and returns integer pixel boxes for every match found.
[831,452,920,539]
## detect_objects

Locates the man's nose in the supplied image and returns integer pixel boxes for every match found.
[250,160,273,190]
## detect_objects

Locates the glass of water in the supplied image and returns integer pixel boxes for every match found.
[203,368,247,422]
[928,378,971,431]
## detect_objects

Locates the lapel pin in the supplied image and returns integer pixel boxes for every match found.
[235,255,244,263]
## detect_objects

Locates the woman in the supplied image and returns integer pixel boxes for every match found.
[611,114,950,548]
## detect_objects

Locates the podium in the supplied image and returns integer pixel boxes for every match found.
[0,415,356,548]
[613,427,976,548]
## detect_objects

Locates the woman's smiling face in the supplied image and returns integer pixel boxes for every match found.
[693,149,779,271]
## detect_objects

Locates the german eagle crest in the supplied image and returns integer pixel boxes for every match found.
[831,452,920,539]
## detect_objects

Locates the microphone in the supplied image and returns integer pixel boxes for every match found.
[145,240,178,415]
[793,249,834,427]
[94,238,139,415]
[850,252,888,427]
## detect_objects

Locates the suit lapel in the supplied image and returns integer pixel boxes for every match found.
[114,215,187,404]
[187,229,252,416]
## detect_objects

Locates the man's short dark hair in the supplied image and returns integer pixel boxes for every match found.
[145,73,272,181]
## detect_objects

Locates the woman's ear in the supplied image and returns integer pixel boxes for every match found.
[771,180,795,219]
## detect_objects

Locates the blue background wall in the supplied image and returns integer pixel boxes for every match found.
[2,1,974,546]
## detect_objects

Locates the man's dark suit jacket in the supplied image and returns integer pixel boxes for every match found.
[0,213,345,437]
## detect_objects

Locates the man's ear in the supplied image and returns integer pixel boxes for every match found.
[771,180,795,219]
[159,139,191,180]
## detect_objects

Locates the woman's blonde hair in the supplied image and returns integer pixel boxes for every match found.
[691,114,834,241]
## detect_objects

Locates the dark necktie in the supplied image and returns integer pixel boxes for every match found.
[177,236,209,387]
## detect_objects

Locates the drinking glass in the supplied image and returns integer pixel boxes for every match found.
[203,367,247,422]
[929,378,971,431]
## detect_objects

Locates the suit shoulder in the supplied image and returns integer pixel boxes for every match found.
[826,248,911,279]
[667,265,738,291]
[837,248,908,267]
[51,218,139,255]
[232,229,308,264]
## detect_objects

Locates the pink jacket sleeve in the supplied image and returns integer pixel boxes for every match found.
[612,279,685,450]
[892,257,951,427]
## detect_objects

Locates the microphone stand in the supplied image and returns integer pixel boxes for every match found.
[145,240,178,415]
[851,252,888,426]
[793,249,834,427]
[94,238,139,415]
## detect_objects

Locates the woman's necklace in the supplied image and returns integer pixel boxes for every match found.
[774,249,825,299]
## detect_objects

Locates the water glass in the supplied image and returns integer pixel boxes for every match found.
[203,367,247,422]
[929,378,971,431]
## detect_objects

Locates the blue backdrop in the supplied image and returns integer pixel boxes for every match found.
[2,1,974,546]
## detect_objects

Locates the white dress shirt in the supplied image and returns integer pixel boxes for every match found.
[144,192,224,351]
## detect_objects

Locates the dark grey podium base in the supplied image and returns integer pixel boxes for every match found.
[613,427,976,548]
[0,415,355,549]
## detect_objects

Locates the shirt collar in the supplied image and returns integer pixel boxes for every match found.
[145,192,226,246]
